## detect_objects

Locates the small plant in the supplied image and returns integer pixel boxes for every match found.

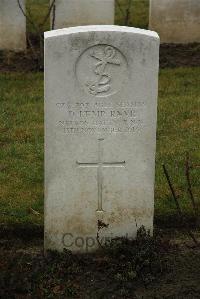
[103,226,167,287]
[163,151,199,247]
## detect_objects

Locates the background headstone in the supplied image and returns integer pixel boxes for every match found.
[149,0,200,44]
[0,0,26,51]
[44,25,159,252]
[51,0,115,29]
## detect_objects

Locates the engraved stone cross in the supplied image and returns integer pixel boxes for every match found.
[76,139,125,212]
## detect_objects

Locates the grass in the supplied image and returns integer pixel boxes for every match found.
[0,73,44,225]
[155,67,200,223]
[0,67,199,226]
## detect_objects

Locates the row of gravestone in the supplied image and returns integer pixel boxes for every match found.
[0,0,200,51]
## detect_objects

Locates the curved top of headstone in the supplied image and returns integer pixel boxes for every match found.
[44,25,159,40]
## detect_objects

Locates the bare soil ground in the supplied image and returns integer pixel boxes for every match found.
[0,43,200,72]
[1,229,200,298]
[159,43,200,68]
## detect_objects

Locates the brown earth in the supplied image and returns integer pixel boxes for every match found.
[1,228,200,299]
[0,43,200,72]
[159,43,200,69]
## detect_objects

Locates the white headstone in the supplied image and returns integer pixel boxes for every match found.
[51,0,114,29]
[44,25,159,252]
[0,0,26,51]
[149,0,200,43]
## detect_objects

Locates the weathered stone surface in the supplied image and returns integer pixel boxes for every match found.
[0,0,26,51]
[44,26,159,252]
[149,0,200,44]
[51,0,114,29]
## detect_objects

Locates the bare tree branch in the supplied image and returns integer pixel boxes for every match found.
[163,163,199,247]
[185,152,197,215]
[116,0,133,26]
[125,0,133,26]
[40,0,56,28]
[51,2,56,30]
[26,33,38,59]
[116,0,125,17]
[162,164,182,216]
[17,0,42,39]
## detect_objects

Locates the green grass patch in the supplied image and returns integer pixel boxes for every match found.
[0,73,44,225]
[156,67,200,223]
[0,67,199,226]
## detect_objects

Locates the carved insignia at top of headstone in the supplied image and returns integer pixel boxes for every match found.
[76,44,128,97]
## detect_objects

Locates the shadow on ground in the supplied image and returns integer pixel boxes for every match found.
[1,228,200,298]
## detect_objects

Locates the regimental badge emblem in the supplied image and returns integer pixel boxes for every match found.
[76,44,128,98]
